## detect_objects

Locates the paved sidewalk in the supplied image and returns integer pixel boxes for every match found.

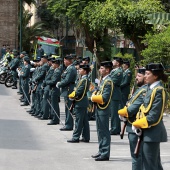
[0,84,170,170]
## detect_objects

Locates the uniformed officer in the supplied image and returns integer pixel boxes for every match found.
[36,44,44,59]
[10,51,19,89]
[118,68,147,170]
[20,56,31,106]
[121,60,132,106]
[132,63,168,170]
[17,51,27,95]
[45,58,61,125]
[56,55,77,131]
[91,61,114,161]
[82,56,90,65]
[32,55,50,117]
[110,57,123,135]
[26,59,40,114]
[38,57,54,119]
[67,64,90,143]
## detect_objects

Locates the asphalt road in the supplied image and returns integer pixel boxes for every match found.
[0,84,170,170]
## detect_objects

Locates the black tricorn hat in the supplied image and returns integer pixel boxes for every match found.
[23,56,30,62]
[33,59,41,62]
[101,61,113,68]
[51,59,60,64]
[21,51,27,55]
[79,64,90,70]
[138,68,146,75]
[41,55,48,59]
[146,63,164,71]
[64,55,74,60]
[123,60,130,66]
[113,57,123,64]
[82,56,90,62]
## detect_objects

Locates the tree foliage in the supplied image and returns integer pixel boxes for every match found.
[19,10,51,53]
[81,0,164,59]
[141,26,170,68]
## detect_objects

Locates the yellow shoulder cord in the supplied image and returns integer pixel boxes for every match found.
[127,88,146,124]
[75,79,87,102]
[136,86,166,127]
[97,79,114,110]
[127,88,146,107]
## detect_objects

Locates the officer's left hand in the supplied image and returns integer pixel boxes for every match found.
[56,82,60,88]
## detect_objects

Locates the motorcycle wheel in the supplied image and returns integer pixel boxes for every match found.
[4,75,14,87]
[0,72,7,84]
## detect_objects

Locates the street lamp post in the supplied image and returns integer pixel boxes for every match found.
[20,0,23,53]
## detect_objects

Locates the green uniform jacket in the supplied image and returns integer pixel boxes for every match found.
[97,75,113,115]
[110,67,123,101]
[43,67,54,91]
[74,75,90,108]
[126,84,147,133]
[10,57,19,70]
[34,63,50,83]
[121,69,132,95]
[46,67,61,96]
[58,64,77,97]
[142,82,167,142]
[20,64,31,82]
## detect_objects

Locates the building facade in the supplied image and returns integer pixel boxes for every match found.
[0,0,18,50]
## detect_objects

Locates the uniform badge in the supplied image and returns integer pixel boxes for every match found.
[143,92,146,96]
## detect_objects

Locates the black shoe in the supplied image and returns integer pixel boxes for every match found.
[80,138,89,143]
[17,92,23,95]
[20,103,29,106]
[67,139,79,143]
[35,114,42,118]
[91,153,101,158]
[39,117,48,120]
[95,156,109,161]
[26,109,32,113]
[12,86,17,89]
[20,99,25,102]
[47,122,58,125]
[60,127,73,131]
[110,132,120,135]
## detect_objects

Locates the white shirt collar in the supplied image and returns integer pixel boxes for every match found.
[102,74,109,81]
[150,81,160,89]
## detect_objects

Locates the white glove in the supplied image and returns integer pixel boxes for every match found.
[30,68,35,72]
[95,78,100,85]
[135,128,142,136]
[30,61,35,65]
[69,98,74,101]
[132,125,137,133]
[119,115,127,122]
[56,82,60,88]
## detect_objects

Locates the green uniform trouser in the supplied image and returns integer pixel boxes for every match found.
[110,100,121,134]
[30,90,35,111]
[12,70,18,87]
[22,79,30,104]
[73,107,90,141]
[96,112,110,158]
[143,142,163,170]
[122,93,129,106]
[128,133,143,170]
[42,90,50,119]
[19,76,23,93]
[35,84,44,116]
[64,96,74,129]
[50,90,60,124]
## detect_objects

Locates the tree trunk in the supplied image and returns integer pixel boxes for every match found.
[131,36,146,61]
